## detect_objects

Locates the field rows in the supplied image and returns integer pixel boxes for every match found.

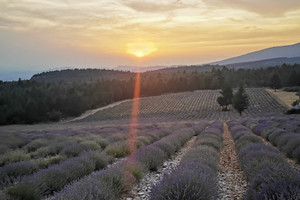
[0,122,195,199]
[54,122,209,200]
[1,117,300,199]
[227,119,300,199]
[82,88,287,123]
[241,117,300,164]
[0,88,299,199]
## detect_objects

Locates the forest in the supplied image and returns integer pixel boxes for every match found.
[0,64,300,125]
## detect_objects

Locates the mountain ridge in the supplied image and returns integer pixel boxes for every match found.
[212,42,300,65]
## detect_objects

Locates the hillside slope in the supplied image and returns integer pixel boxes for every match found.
[226,57,300,69]
[31,68,134,82]
[78,88,286,123]
[213,42,300,65]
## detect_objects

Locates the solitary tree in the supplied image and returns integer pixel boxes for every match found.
[233,84,249,116]
[269,73,281,92]
[217,85,233,111]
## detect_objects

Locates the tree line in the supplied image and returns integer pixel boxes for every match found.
[0,64,300,125]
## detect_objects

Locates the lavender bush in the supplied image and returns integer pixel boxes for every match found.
[268,130,287,145]
[80,141,101,151]
[55,164,136,200]
[60,144,84,157]
[105,141,130,158]
[277,134,296,151]
[235,135,262,151]
[37,155,67,169]
[254,179,300,200]
[229,121,300,199]
[238,143,279,159]
[136,146,167,171]
[246,117,300,163]
[150,162,217,200]
[7,152,109,199]
[0,150,30,166]
[150,122,222,200]
[53,124,196,200]
[181,146,219,169]
[245,165,300,200]
[153,140,177,158]
[240,151,288,180]
[281,136,300,157]
[107,133,127,143]
[0,160,38,183]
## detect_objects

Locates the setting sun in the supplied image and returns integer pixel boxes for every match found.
[127,42,157,58]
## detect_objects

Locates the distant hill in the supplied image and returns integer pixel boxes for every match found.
[147,57,300,74]
[29,42,300,82]
[0,69,38,81]
[114,65,177,72]
[213,42,300,65]
[30,57,300,83]
[31,68,134,82]
[225,57,300,69]
[145,65,222,74]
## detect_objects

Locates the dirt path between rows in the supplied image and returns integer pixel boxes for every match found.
[123,136,197,200]
[63,99,131,123]
[217,123,247,200]
[258,137,300,171]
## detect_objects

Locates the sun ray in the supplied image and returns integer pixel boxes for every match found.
[126,65,141,166]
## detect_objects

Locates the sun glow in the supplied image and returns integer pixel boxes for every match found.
[127,42,157,58]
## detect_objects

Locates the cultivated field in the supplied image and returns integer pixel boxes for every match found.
[81,88,287,123]
[266,88,298,109]
[0,88,299,200]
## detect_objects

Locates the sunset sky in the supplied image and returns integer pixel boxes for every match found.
[1,0,300,71]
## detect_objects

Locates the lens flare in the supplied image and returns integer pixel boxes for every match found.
[126,71,141,165]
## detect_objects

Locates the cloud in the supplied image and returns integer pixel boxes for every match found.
[202,0,300,16]
[119,0,178,13]
[0,0,133,31]
[118,0,199,13]
[0,0,299,70]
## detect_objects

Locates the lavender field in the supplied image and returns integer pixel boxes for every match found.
[81,88,287,123]
[0,89,299,200]
[2,0,300,199]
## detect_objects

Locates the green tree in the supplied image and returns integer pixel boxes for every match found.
[217,85,233,111]
[233,84,249,116]
[269,73,281,92]
[212,70,224,89]
[287,70,299,87]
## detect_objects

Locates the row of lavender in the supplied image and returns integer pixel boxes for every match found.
[0,125,166,189]
[52,121,210,200]
[0,123,182,165]
[150,121,223,200]
[0,123,189,199]
[242,117,300,163]
[228,120,300,199]
[0,125,130,156]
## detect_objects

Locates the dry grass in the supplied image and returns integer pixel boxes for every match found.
[265,88,298,108]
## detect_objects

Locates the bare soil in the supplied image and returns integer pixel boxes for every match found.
[124,136,197,200]
[217,123,247,200]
